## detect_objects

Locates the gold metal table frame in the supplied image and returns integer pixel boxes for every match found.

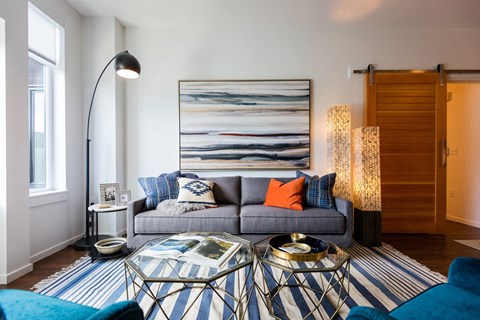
[124,232,254,320]
[254,237,351,320]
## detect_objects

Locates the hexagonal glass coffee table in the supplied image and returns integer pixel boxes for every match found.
[254,235,350,320]
[124,232,254,320]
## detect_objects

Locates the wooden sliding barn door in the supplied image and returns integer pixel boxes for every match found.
[365,73,446,233]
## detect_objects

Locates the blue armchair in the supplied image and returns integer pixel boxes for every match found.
[0,289,143,320]
[346,257,480,320]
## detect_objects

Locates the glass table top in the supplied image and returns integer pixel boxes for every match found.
[124,232,253,283]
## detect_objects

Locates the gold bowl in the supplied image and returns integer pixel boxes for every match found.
[280,242,311,254]
[290,233,307,243]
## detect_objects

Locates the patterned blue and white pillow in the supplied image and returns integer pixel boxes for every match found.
[296,170,336,209]
[138,171,180,210]
[177,177,217,207]
[138,171,199,210]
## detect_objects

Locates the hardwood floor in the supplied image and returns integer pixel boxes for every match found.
[0,245,87,290]
[1,221,480,290]
[383,221,480,275]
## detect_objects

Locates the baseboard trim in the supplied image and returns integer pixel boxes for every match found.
[116,228,126,237]
[30,233,84,264]
[447,215,480,228]
[0,262,34,284]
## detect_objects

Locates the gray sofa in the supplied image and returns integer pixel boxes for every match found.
[127,176,353,249]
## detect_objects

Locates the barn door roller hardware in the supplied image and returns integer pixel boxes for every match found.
[353,64,480,86]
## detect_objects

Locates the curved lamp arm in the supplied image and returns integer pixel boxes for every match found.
[86,50,126,141]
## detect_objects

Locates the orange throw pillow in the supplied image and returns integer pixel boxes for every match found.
[264,177,305,211]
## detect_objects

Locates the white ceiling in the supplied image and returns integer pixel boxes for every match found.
[66,0,480,29]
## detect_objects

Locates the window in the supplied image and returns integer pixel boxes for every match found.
[28,58,48,188]
[28,3,64,192]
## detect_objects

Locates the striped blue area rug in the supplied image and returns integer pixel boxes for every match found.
[33,243,446,319]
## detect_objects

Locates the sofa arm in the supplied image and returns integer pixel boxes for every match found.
[127,197,147,249]
[335,197,353,246]
[448,256,480,296]
[335,197,353,216]
[87,301,143,320]
[346,306,395,320]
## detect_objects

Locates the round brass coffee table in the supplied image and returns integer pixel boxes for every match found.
[254,235,351,320]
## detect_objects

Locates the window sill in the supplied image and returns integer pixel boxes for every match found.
[29,190,69,208]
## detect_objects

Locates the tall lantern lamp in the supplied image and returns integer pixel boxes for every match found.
[352,126,382,247]
[327,104,352,201]
[74,51,141,250]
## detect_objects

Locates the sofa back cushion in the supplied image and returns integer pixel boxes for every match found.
[241,177,293,205]
[202,176,241,205]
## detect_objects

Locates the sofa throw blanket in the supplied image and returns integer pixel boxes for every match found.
[156,199,207,215]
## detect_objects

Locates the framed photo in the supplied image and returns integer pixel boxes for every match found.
[99,183,120,205]
[178,79,311,170]
[117,190,132,206]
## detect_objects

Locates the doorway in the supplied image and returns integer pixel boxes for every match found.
[446,82,480,228]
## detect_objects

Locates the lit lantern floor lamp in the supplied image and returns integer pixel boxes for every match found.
[74,50,141,250]
[327,104,352,201]
[352,126,382,247]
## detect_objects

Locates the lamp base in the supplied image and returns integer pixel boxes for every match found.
[354,209,382,247]
[74,235,111,251]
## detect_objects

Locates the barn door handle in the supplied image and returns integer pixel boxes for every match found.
[441,140,447,167]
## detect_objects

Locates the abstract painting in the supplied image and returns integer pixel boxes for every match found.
[179,80,310,170]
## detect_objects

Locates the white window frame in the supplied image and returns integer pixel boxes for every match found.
[28,3,65,194]
[28,53,54,192]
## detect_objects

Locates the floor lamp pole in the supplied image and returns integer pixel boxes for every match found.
[85,137,91,241]
[74,51,129,250]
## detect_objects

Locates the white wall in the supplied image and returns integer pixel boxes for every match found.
[0,16,8,282]
[447,83,480,227]
[0,0,84,283]
[28,0,84,264]
[124,25,480,199]
[0,0,31,284]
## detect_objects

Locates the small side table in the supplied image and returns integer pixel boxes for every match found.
[87,204,128,262]
[75,204,127,249]
[88,204,127,243]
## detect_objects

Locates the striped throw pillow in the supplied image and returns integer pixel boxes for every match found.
[296,171,336,209]
[138,171,181,210]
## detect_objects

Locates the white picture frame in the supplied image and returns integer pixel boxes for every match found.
[117,190,131,206]
[99,183,120,205]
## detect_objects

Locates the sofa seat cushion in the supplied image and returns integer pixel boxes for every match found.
[240,205,345,234]
[135,204,240,234]
[390,283,480,320]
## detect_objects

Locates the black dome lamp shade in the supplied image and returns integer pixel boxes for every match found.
[74,50,141,250]
[115,51,141,79]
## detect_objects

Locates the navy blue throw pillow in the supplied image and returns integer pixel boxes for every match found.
[138,172,180,210]
[138,171,199,210]
[296,170,336,209]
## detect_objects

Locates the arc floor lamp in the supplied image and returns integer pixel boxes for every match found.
[74,50,141,250]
